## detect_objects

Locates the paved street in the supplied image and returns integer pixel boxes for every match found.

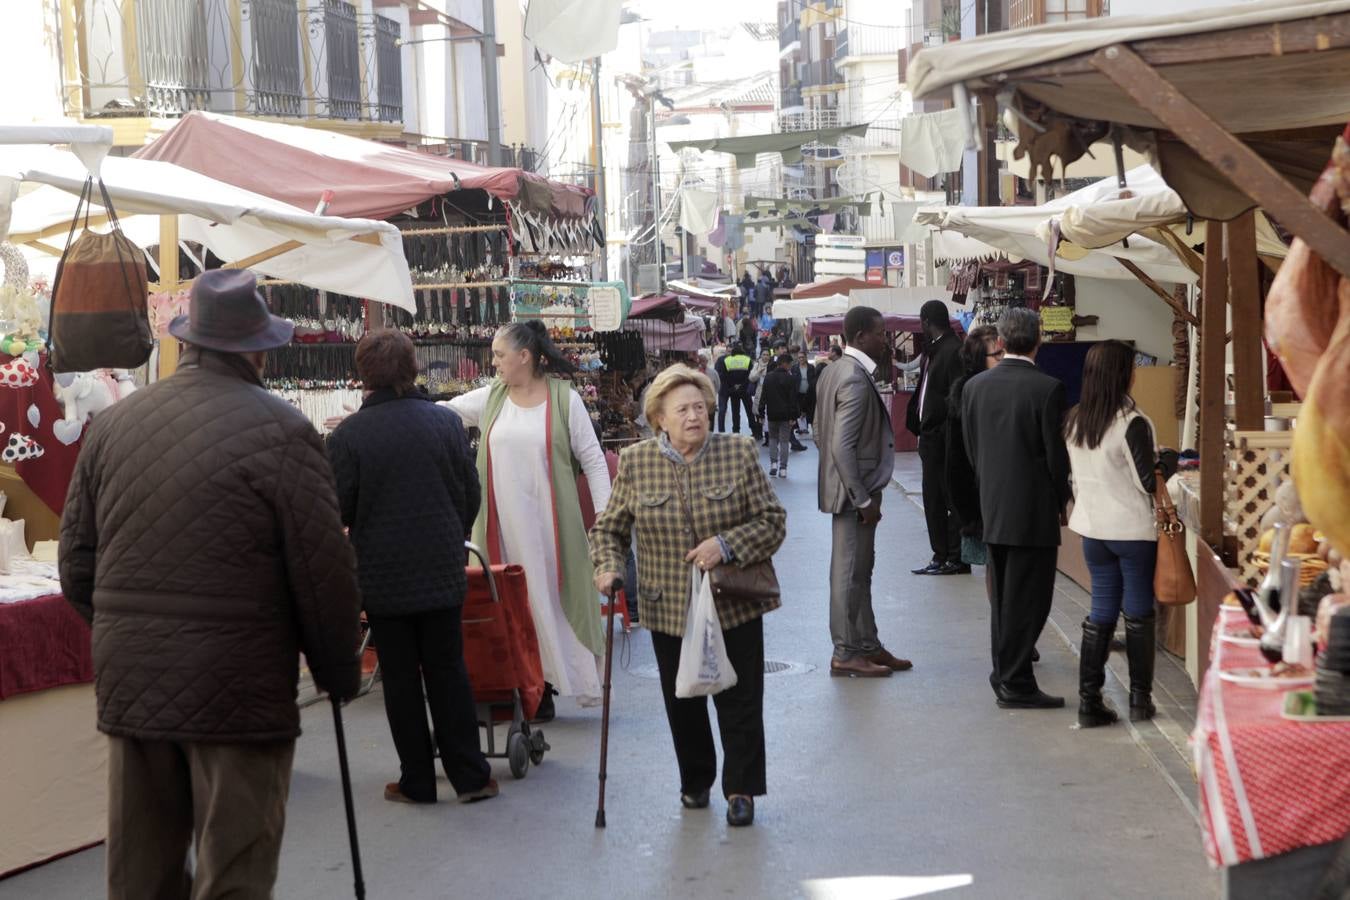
[3,447,1215,900]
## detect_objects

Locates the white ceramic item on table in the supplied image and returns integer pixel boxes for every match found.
[1218,667,1316,690]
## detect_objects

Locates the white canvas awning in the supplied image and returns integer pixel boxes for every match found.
[771,294,849,319]
[914,167,1202,284]
[0,145,414,311]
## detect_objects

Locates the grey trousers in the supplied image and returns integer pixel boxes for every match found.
[107,735,296,900]
[830,499,883,661]
[766,419,794,466]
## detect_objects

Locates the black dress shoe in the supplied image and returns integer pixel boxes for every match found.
[934,562,972,576]
[790,440,807,452]
[532,684,557,723]
[681,790,710,810]
[911,560,943,575]
[726,795,755,827]
[996,688,1065,710]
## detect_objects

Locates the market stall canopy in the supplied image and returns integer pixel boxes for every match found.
[667,125,869,169]
[807,314,962,339]
[523,0,622,63]
[624,317,704,353]
[772,294,848,319]
[914,167,1201,284]
[135,111,592,221]
[0,147,415,312]
[665,278,738,299]
[907,0,1350,222]
[792,277,874,300]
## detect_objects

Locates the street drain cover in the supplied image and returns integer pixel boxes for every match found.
[629,660,815,679]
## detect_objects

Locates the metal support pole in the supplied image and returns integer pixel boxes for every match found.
[591,58,608,279]
[649,94,664,291]
[480,0,501,166]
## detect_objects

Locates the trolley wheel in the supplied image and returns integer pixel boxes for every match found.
[529,728,549,765]
[507,730,530,779]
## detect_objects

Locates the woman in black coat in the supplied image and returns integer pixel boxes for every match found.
[327,329,498,805]
[944,325,1003,558]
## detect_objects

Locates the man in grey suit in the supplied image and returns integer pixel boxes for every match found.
[816,306,912,678]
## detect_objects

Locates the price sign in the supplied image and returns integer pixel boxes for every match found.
[1040,306,1074,333]
[590,285,622,332]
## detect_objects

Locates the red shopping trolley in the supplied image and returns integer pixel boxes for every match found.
[461,542,550,779]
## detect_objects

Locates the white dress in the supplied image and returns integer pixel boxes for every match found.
[446,387,611,702]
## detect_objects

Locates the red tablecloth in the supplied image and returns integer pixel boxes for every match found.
[0,593,93,701]
[1195,606,1350,867]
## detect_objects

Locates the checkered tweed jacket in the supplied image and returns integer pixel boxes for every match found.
[590,433,786,637]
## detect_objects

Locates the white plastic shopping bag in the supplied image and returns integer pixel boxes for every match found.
[674,566,738,698]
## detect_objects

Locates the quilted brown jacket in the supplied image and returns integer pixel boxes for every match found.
[59,348,362,742]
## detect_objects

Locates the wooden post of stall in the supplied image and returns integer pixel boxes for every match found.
[1199,231,1228,551]
[157,215,181,380]
[1225,212,1264,430]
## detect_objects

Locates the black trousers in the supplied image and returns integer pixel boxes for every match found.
[367,607,491,801]
[650,617,766,798]
[717,389,759,436]
[986,544,1059,695]
[918,433,962,564]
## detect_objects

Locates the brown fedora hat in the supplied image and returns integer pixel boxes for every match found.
[168,269,294,353]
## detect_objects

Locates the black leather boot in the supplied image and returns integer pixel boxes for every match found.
[1078,619,1119,728]
[1125,614,1157,721]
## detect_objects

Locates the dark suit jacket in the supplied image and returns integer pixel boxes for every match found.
[961,359,1071,548]
[906,331,963,438]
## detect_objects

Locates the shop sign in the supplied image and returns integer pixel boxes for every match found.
[1040,305,1075,334]
[887,250,904,269]
[590,285,623,332]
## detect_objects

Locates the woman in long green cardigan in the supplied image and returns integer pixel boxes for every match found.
[444,321,612,722]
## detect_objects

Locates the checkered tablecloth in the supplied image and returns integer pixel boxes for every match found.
[1195,606,1350,867]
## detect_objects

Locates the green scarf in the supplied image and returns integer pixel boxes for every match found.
[471,378,604,656]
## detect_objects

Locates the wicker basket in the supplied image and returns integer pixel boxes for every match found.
[1250,551,1329,587]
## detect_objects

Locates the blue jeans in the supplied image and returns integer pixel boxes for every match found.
[1083,538,1157,627]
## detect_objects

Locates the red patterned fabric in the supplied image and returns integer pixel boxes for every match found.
[1195,606,1350,867]
[0,594,93,700]
[0,352,84,515]
[460,564,545,721]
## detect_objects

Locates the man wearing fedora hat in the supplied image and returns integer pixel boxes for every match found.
[60,269,363,899]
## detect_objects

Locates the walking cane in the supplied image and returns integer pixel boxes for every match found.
[595,577,624,828]
[331,696,366,900]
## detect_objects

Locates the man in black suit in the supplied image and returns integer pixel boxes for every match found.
[962,308,1072,709]
[907,300,967,576]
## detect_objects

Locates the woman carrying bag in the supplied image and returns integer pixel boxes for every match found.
[590,365,786,827]
[1064,341,1178,728]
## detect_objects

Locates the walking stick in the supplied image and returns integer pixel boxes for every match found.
[331,696,366,900]
[595,578,624,828]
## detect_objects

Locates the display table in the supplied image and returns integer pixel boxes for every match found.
[0,594,106,877]
[1195,606,1350,896]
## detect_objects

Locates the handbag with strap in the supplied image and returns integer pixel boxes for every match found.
[48,177,153,373]
[670,460,781,606]
[1153,466,1196,606]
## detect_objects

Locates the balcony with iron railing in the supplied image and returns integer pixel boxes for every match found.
[64,0,402,125]
[836,25,904,61]
[780,108,841,132]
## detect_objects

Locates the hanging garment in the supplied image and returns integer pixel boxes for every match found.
[899,109,968,178]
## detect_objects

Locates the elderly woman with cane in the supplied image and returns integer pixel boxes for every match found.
[591,364,786,827]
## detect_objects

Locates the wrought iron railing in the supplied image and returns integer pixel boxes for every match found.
[321,0,360,120]
[249,0,302,117]
[134,0,213,116]
[372,14,401,122]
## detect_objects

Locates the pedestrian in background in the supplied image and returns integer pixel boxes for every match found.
[907,300,967,577]
[815,306,910,678]
[715,342,757,437]
[591,364,786,827]
[739,314,758,355]
[962,308,1072,710]
[1065,340,1178,728]
[944,324,1003,568]
[761,353,800,479]
[59,270,362,899]
[693,348,721,430]
[793,350,819,435]
[327,329,498,805]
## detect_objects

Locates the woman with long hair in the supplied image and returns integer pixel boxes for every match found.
[444,320,612,720]
[1064,340,1177,728]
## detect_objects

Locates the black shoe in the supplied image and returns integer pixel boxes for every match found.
[1078,619,1119,728]
[1125,614,1157,721]
[726,795,755,827]
[995,688,1065,709]
[933,562,971,576]
[681,790,710,810]
[911,560,943,575]
[532,684,557,723]
[790,441,807,452]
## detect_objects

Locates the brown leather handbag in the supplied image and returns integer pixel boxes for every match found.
[672,461,781,606]
[1153,466,1196,606]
